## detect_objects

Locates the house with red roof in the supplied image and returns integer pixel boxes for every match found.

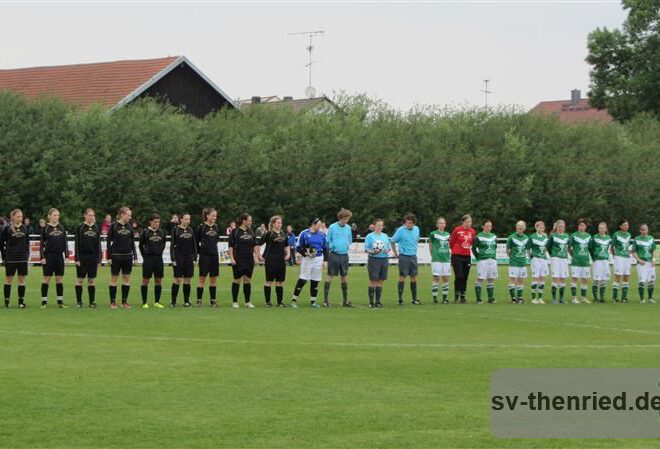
[530,89,613,124]
[0,56,236,117]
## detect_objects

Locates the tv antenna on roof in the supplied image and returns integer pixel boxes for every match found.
[289,29,324,98]
[480,79,494,108]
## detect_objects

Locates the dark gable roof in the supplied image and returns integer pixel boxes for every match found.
[0,56,236,110]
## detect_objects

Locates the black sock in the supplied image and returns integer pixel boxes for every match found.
[141,285,148,304]
[88,285,96,304]
[397,281,404,301]
[18,285,25,303]
[171,283,180,304]
[341,282,348,302]
[275,286,284,305]
[410,282,417,301]
[154,285,162,303]
[56,283,63,303]
[310,280,319,301]
[183,284,191,303]
[75,285,83,303]
[293,279,306,298]
[231,282,240,302]
[209,286,217,302]
[243,283,252,303]
[109,285,117,303]
[264,285,272,304]
[375,286,383,303]
[121,284,130,303]
[197,286,204,301]
[41,283,49,299]
[368,286,375,304]
[4,284,11,303]
[323,281,331,303]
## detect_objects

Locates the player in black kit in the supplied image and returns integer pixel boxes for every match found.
[228,213,260,308]
[74,208,102,308]
[170,212,197,307]
[107,207,138,308]
[1,209,30,308]
[40,208,69,308]
[139,213,166,309]
[196,208,220,307]
[258,215,290,307]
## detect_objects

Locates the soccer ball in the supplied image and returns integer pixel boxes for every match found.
[373,240,385,251]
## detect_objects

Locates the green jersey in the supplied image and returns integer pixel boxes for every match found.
[590,234,612,261]
[569,232,592,267]
[506,232,529,267]
[472,232,497,261]
[548,233,569,259]
[528,233,549,259]
[633,235,656,262]
[612,231,632,257]
[428,230,451,263]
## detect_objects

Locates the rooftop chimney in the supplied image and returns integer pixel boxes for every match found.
[570,89,581,106]
[251,96,261,104]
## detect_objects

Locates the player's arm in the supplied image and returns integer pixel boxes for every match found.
[138,229,146,258]
[252,234,261,262]
[505,236,512,258]
[227,229,235,265]
[61,226,68,260]
[170,229,177,264]
[390,239,399,258]
[471,236,479,259]
[74,225,81,262]
[0,226,7,263]
[39,226,46,262]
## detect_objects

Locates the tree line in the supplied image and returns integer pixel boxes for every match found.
[0,91,658,236]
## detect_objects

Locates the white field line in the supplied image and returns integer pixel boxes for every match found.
[0,329,660,350]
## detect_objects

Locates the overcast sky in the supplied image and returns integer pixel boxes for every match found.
[0,1,626,110]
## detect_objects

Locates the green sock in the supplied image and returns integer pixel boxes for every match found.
[487,284,494,301]
[622,283,629,300]
[648,285,654,301]
[508,285,516,300]
[592,284,598,301]
[475,284,482,302]
[580,287,587,299]
[442,283,449,301]
[538,284,544,300]
[551,284,557,301]
[431,283,439,301]
[531,283,537,300]
[599,284,606,301]
[612,283,619,300]
[516,287,523,300]
[559,286,565,301]
[639,283,645,300]
[571,284,577,297]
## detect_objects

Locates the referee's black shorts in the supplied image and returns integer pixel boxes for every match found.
[198,254,219,277]
[142,254,164,279]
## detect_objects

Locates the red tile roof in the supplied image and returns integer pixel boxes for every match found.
[530,98,613,124]
[0,56,179,109]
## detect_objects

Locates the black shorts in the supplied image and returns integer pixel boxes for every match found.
[142,255,164,279]
[265,258,286,282]
[5,262,28,277]
[232,258,255,279]
[110,255,134,276]
[173,259,194,278]
[76,257,99,279]
[199,254,219,277]
[327,252,349,277]
[398,255,419,277]
[42,254,65,277]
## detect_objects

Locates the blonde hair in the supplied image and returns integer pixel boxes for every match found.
[552,219,565,233]
[268,215,282,232]
[117,207,131,220]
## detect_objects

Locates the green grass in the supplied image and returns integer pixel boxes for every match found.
[0,264,659,449]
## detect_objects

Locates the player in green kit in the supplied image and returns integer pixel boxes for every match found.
[472,220,498,304]
[428,217,451,304]
[506,221,530,304]
[548,220,570,303]
[528,221,549,304]
[632,224,656,304]
[569,219,592,304]
[589,222,612,303]
[611,220,632,302]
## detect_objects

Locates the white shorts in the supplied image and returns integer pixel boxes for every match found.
[592,260,611,281]
[571,266,591,279]
[551,257,569,279]
[477,259,498,280]
[509,266,527,279]
[300,256,323,282]
[530,257,549,278]
[613,255,632,276]
[431,262,451,277]
[636,263,656,284]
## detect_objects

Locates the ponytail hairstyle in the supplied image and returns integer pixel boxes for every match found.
[268,215,282,232]
[10,209,23,225]
[202,207,216,223]
[117,206,131,221]
[552,219,565,234]
[83,208,95,217]
[48,208,59,223]
[238,212,251,227]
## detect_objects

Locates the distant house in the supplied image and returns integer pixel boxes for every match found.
[239,95,339,113]
[530,89,613,124]
[0,56,236,117]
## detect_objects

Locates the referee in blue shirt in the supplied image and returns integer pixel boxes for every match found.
[324,208,354,307]
[391,213,421,305]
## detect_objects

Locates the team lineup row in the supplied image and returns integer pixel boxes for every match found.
[0,207,656,309]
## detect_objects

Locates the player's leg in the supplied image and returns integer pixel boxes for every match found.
[109,257,120,307]
[580,270,590,303]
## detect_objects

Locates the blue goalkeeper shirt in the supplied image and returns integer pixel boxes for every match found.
[297,228,328,258]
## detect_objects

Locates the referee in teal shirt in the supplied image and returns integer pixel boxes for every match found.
[391,213,421,305]
[324,208,354,307]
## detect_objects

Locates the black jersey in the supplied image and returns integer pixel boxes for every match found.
[170,225,197,261]
[196,223,220,256]
[74,223,101,262]
[229,226,258,260]
[262,230,288,260]
[0,224,30,263]
[40,223,67,259]
[139,227,166,257]
[107,221,137,259]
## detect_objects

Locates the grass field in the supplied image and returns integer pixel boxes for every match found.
[1,264,659,449]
